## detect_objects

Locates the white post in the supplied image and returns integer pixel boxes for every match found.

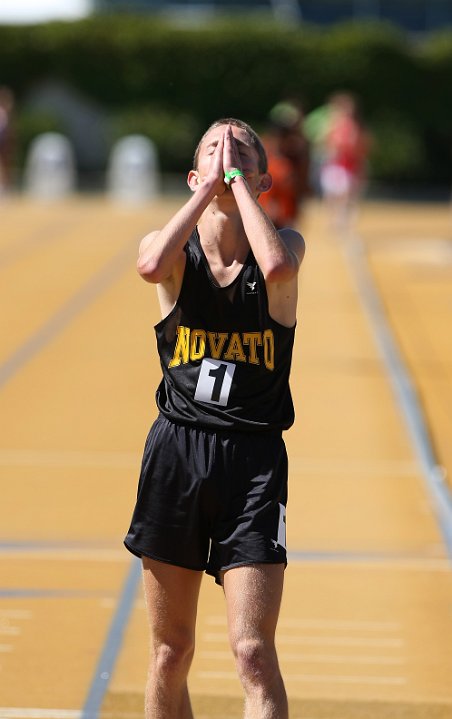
[24,132,76,199]
[107,135,159,204]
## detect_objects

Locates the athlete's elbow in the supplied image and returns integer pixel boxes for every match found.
[136,255,163,283]
[263,261,298,284]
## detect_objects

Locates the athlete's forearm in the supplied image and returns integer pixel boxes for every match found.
[138,133,225,283]
[137,181,216,283]
[231,178,299,282]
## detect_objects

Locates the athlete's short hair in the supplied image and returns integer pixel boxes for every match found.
[193,118,268,174]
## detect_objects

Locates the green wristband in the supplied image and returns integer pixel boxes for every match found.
[224,168,245,185]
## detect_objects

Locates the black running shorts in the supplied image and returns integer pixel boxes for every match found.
[124,415,288,583]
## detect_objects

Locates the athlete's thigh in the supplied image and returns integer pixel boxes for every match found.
[222,564,285,645]
[142,557,203,644]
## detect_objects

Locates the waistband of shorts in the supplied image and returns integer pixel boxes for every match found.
[156,413,283,439]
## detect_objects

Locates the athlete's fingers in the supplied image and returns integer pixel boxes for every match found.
[211,132,224,176]
[223,126,230,166]
[208,132,226,194]
[224,125,242,173]
[223,125,233,171]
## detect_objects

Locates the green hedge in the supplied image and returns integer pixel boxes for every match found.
[1,16,451,183]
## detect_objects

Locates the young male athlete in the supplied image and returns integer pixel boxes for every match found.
[125,118,305,719]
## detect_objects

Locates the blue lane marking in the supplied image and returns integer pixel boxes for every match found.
[80,557,142,719]
[0,243,131,390]
[345,233,452,560]
[0,589,112,598]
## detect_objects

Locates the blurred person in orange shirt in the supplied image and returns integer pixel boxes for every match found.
[260,100,311,229]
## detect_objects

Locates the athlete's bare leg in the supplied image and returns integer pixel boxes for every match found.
[142,558,203,719]
[223,564,288,719]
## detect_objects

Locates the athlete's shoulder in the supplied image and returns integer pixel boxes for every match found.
[278,227,306,267]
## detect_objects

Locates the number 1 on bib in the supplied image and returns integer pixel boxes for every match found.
[194,358,236,406]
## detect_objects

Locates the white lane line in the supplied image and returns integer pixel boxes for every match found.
[196,671,406,685]
[204,633,404,648]
[0,711,81,719]
[278,635,404,648]
[279,618,401,631]
[0,627,20,636]
[199,649,405,666]
[292,672,407,686]
[206,616,402,631]
[0,611,32,619]
[204,616,227,626]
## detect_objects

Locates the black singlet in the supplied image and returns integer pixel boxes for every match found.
[154,229,296,432]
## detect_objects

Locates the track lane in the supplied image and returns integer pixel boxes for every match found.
[1,197,451,718]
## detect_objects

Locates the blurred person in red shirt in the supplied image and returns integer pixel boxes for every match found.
[319,93,372,230]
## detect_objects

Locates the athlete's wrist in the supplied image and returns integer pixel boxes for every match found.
[224,168,246,187]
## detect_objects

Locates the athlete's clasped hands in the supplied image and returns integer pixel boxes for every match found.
[203,125,246,196]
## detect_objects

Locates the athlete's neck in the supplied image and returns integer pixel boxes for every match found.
[198,208,249,268]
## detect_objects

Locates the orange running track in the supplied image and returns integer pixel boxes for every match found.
[0,195,451,719]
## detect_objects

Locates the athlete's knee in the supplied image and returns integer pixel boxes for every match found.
[233,638,280,687]
[151,637,195,680]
